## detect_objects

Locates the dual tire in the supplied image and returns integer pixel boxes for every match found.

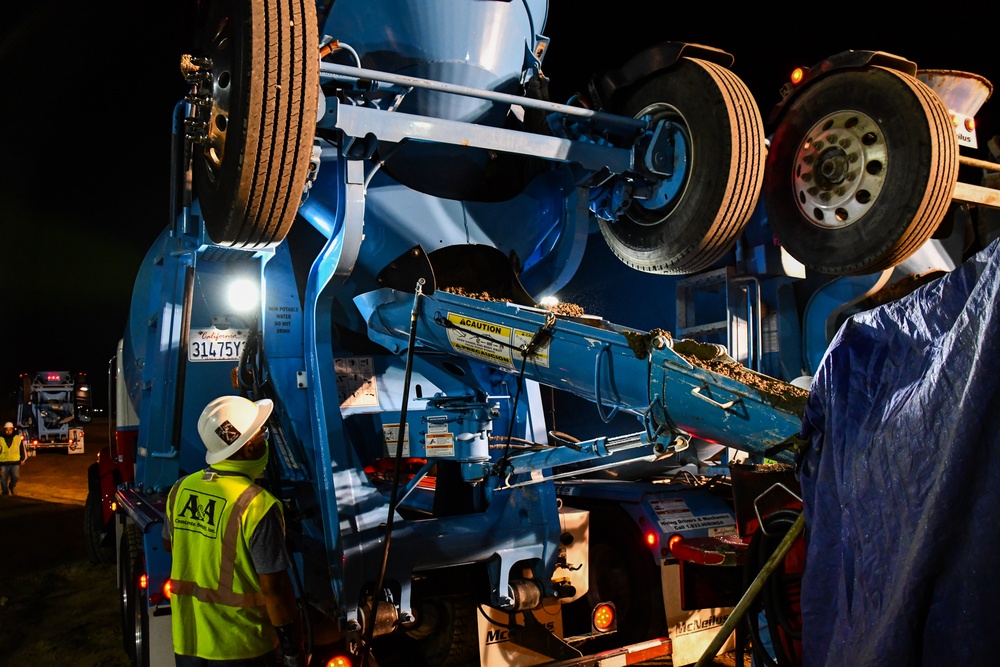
[119,523,148,667]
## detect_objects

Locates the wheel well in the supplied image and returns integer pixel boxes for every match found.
[765,50,919,130]
[560,499,668,646]
[590,41,735,111]
[410,562,490,605]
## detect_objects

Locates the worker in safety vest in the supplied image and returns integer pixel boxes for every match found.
[0,421,26,496]
[163,396,304,666]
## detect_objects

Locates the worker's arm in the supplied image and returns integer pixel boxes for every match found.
[259,570,304,666]
[252,505,304,665]
[258,570,299,627]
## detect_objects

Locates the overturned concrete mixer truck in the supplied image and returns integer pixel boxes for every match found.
[84,1,998,666]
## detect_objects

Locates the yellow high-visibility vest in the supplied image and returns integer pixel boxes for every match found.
[0,434,23,463]
[166,470,282,659]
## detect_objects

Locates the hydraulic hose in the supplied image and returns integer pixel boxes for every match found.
[744,508,804,667]
[694,512,805,667]
[364,278,425,665]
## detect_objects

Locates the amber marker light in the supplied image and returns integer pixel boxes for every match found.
[966,117,976,132]
[592,602,617,632]
[326,656,353,667]
[790,67,805,85]
[139,573,148,590]
[668,533,683,555]
[162,579,173,600]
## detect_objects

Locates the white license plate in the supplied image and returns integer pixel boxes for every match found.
[188,329,248,362]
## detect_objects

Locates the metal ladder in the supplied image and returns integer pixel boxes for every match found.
[675,266,763,372]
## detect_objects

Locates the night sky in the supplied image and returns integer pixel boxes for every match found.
[1,1,996,413]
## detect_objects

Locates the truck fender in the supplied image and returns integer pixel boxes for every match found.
[90,451,122,524]
[588,41,736,110]
[765,50,919,130]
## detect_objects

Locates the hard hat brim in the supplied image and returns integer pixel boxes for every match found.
[205,398,274,465]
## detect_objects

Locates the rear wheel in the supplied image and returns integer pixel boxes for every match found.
[598,57,766,274]
[131,570,151,667]
[190,0,319,248]
[84,488,114,565]
[119,523,142,665]
[413,596,478,667]
[763,66,958,274]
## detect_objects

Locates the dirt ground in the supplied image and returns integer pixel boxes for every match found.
[0,418,746,667]
[0,417,128,667]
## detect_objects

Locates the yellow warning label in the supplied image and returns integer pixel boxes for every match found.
[425,433,455,458]
[445,313,552,370]
[446,313,514,368]
[513,329,550,368]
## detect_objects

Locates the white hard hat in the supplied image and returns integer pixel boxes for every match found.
[197,396,273,465]
[3,422,13,429]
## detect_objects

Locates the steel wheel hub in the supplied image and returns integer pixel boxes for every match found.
[792,110,887,230]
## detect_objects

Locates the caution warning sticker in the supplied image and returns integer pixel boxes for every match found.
[445,313,550,369]
[425,433,455,458]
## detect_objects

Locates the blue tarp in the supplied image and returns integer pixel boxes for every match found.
[798,239,1000,666]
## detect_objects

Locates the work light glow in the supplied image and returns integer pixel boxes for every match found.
[227,279,259,312]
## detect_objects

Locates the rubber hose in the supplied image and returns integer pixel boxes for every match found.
[745,508,802,667]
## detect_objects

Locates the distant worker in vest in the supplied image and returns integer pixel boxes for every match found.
[0,421,27,496]
[163,396,304,666]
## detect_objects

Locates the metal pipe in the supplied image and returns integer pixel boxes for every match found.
[171,266,195,452]
[319,62,648,131]
[959,154,1000,173]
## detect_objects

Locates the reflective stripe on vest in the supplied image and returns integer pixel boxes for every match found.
[168,482,267,608]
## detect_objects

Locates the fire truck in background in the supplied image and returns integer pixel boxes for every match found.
[16,370,91,455]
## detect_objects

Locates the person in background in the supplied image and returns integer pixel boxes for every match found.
[163,396,304,667]
[0,421,27,496]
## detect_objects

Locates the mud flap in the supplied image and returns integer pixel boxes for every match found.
[68,427,85,454]
[478,603,581,665]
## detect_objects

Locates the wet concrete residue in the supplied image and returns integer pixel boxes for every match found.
[665,338,810,416]
[686,355,810,415]
[672,338,727,360]
[621,328,673,358]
